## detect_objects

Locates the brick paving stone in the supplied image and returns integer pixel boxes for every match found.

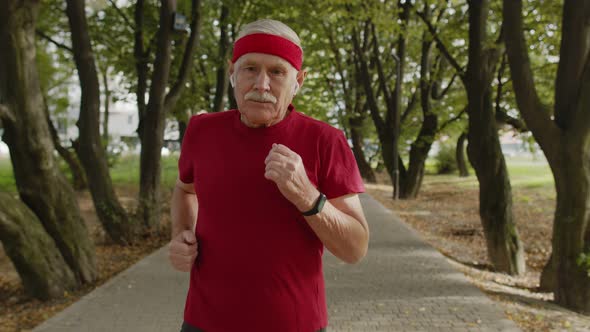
[34,194,521,332]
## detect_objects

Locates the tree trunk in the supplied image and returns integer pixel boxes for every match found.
[402,119,436,198]
[546,2,590,312]
[66,0,138,244]
[349,115,376,183]
[0,193,77,300]
[0,0,97,284]
[456,132,469,177]
[539,253,555,292]
[212,4,230,113]
[400,15,437,199]
[504,0,590,311]
[101,67,110,144]
[134,0,148,136]
[139,0,201,229]
[553,143,590,310]
[353,19,403,192]
[466,0,525,276]
[45,109,88,191]
[138,0,175,229]
[178,119,188,144]
[360,2,411,194]
[228,80,237,109]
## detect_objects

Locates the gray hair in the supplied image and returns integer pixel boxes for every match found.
[236,19,302,49]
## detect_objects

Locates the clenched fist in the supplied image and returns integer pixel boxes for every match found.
[168,230,198,272]
[264,143,319,212]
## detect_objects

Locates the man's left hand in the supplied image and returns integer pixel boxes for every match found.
[264,143,318,212]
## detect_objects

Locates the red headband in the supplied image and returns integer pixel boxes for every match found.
[232,33,303,70]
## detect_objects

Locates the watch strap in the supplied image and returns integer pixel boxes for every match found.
[302,192,327,216]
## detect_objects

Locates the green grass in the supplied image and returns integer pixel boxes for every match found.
[0,154,180,193]
[505,160,554,188]
[423,157,554,190]
[0,157,16,192]
[109,154,179,188]
[0,153,554,193]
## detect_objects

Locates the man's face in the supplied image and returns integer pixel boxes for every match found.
[231,53,303,128]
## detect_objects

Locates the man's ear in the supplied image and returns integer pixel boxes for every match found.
[295,70,307,93]
[228,60,235,87]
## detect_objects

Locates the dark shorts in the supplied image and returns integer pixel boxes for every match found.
[180,321,327,332]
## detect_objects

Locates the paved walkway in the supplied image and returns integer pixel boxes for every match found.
[33,194,520,332]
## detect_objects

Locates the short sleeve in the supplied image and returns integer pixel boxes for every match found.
[178,115,199,184]
[318,129,365,199]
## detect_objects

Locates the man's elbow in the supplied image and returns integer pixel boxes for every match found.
[343,251,366,265]
[341,236,369,264]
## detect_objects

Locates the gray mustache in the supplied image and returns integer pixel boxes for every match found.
[244,91,277,103]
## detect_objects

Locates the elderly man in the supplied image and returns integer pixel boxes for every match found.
[169,19,369,332]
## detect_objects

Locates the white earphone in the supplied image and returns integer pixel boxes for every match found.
[230,75,235,88]
[293,82,300,95]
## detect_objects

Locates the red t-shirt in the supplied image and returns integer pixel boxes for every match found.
[178,105,365,332]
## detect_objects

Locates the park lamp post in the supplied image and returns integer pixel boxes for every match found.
[391,51,401,200]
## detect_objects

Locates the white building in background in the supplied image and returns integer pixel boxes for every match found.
[99,101,141,154]
[50,98,141,154]
[51,97,181,155]
[0,139,8,157]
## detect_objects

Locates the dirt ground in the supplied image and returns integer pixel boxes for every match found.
[0,188,170,332]
[366,175,590,332]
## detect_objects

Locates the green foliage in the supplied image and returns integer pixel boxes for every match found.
[434,142,457,174]
[576,252,590,277]
[29,0,564,197]
[104,142,123,168]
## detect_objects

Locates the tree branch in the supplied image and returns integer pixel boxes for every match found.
[401,88,418,125]
[503,0,559,162]
[370,22,392,110]
[416,10,465,80]
[0,103,16,125]
[107,0,134,32]
[495,52,508,119]
[144,32,158,58]
[433,0,450,26]
[432,72,457,100]
[324,77,346,127]
[165,0,202,110]
[323,22,350,98]
[197,59,211,102]
[495,110,528,132]
[439,106,466,132]
[351,26,385,135]
[36,30,73,53]
[574,49,590,132]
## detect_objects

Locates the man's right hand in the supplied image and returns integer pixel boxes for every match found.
[169,230,198,272]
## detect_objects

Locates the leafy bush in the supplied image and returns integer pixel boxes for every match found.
[434,143,457,174]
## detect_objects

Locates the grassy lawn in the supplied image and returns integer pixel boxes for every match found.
[110,154,179,188]
[420,157,554,192]
[0,157,15,192]
[0,153,553,193]
[0,154,180,192]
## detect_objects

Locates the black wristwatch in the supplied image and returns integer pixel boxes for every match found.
[302,192,327,216]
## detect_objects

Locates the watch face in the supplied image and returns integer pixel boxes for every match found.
[303,193,327,216]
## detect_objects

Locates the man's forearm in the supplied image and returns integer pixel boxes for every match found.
[170,186,198,239]
[304,197,369,264]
